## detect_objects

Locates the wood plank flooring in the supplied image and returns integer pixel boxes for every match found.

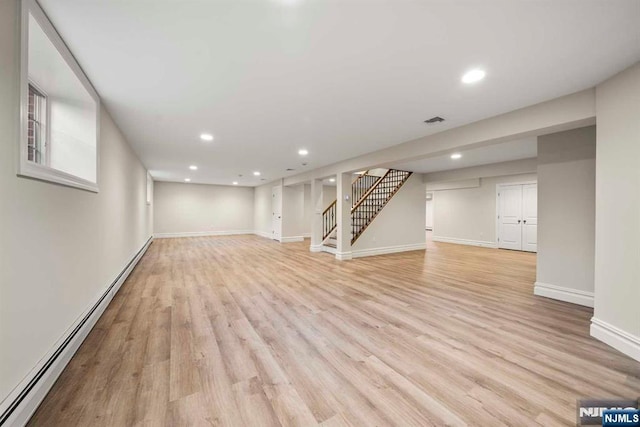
[29,235,640,426]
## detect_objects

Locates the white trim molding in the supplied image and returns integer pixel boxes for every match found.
[279,236,304,243]
[590,317,640,362]
[18,0,101,193]
[0,237,153,426]
[321,245,337,255]
[154,230,255,239]
[432,236,498,249]
[335,251,352,261]
[254,230,272,239]
[351,242,427,259]
[533,281,594,307]
[309,244,324,253]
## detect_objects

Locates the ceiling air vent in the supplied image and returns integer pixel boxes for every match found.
[424,116,445,124]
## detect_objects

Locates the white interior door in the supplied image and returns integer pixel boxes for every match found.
[498,185,523,250]
[425,193,434,230]
[521,183,538,252]
[272,186,282,241]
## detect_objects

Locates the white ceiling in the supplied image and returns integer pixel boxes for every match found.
[390,137,538,174]
[39,0,640,186]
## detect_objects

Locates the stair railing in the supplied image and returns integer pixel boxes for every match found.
[321,169,411,245]
[322,200,337,240]
[352,171,381,208]
[350,169,412,244]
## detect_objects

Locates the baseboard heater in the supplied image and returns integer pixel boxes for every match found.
[0,236,153,426]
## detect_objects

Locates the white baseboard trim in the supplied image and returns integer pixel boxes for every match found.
[321,245,337,255]
[309,244,324,253]
[335,251,352,260]
[590,317,640,362]
[301,233,311,238]
[533,281,594,307]
[154,230,254,238]
[280,236,304,243]
[0,236,153,427]
[253,230,272,239]
[432,236,497,249]
[351,242,427,259]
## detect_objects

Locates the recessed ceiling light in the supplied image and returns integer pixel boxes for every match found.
[329,178,336,182]
[184,178,191,182]
[253,171,261,176]
[232,181,238,185]
[451,153,462,159]
[200,133,214,141]
[462,69,486,84]
[189,165,198,170]
[298,149,309,156]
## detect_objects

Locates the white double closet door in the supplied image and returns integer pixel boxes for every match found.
[497,183,537,252]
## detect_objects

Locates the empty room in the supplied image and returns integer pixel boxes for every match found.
[1,0,639,426]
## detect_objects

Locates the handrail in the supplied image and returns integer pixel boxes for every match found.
[351,170,412,244]
[350,170,390,212]
[351,170,375,207]
[322,200,336,216]
[352,170,370,186]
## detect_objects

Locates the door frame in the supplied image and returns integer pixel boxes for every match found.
[272,185,283,241]
[495,181,537,248]
[425,191,435,232]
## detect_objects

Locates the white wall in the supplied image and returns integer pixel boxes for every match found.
[0,0,153,409]
[431,173,537,247]
[282,184,305,239]
[253,182,273,238]
[351,173,426,256]
[592,62,640,361]
[49,100,97,182]
[535,126,596,307]
[424,158,537,184]
[153,182,254,237]
[322,185,336,209]
[302,184,312,237]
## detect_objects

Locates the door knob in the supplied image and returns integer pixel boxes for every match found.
[523,220,527,224]
[518,219,521,223]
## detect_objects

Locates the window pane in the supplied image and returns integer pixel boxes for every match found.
[28,84,47,164]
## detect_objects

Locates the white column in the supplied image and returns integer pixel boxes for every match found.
[310,179,323,252]
[336,172,352,260]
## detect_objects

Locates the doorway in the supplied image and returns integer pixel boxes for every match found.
[425,192,434,231]
[496,182,537,252]
[272,186,282,241]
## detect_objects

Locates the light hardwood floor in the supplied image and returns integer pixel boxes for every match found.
[29,236,640,426]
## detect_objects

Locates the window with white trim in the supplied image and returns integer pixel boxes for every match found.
[27,83,47,164]
[20,0,100,192]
